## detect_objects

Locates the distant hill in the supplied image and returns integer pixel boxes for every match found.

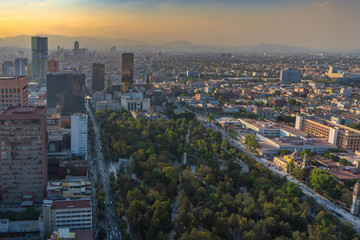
[0,34,322,53]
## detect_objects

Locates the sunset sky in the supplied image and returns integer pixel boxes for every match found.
[0,0,360,49]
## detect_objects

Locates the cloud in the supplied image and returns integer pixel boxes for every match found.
[312,1,332,10]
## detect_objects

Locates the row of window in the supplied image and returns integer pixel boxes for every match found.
[1,88,20,93]
[1,94,21,98]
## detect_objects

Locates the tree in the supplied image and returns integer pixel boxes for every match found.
[98,227,107,240]
[244,134,260,151]
[309,169,336,192]
[208,113,215,122]
[282,182,303,198]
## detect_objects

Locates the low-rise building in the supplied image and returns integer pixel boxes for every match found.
[95,101,121,111]
[47,176,91,200]
[121,90,150,112]
[43,199,92,239]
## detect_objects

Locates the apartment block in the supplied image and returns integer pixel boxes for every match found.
[0,106,47,204]
[296,115,360,152]
[0,76,29,112]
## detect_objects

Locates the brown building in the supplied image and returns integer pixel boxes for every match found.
[92,63,105,92]
[0,76,28,112]
[121,53,134,93]
[0,106,47,204]
[273,156,289,172]
[48,59,59,73]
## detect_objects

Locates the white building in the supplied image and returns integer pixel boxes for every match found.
[71,114,88,155]
[43,199,92,239]
[121,90,150,112]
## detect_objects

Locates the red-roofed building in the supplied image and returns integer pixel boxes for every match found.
[43,199,92,239]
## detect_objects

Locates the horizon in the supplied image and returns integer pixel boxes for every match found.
[1,1,360,50]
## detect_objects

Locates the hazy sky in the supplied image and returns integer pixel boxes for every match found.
[1,0,360,49]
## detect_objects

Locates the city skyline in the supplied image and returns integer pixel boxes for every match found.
[1,0,360,50]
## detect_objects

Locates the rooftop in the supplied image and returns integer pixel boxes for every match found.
[50,199,91,210]
[0,76,27,81]
[0,106,46,119]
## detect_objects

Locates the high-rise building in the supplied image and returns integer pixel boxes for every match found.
[280,68,301,83]
[0,76,29,112]
[92,63,105,92]
[71,113,88,155]
[48,59,59,73]
[2,61,14,76]
[15,58,28,76]
[121,53,134,93]
[0,106,47,204]
[351,182,360,216]
[31,36,48,83]
[47,72,85,115]
[74,41,79,63]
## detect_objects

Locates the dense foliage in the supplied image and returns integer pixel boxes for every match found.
[97,110,359,240]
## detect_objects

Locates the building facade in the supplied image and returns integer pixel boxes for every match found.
[0,76,29,112]
[47,72,85,115]
[0,106,47,204]
[1,61,14,76]
[48,59,59,73]
[71,114,88,155]
[121,91,150,112]
[351,182,360,216]
[296,115,360,152]
[280,68,301,83]
[43,199,92,239]
[121,53,134,93]
[92,63,105,92]
[31,36,48,83]
[15,58,28,76]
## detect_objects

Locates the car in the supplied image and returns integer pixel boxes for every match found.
[110,201,113,206]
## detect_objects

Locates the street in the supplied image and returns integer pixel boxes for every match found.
[86,103,124,240]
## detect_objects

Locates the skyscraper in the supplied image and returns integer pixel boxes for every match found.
[0,106,47,204]
[2,61,14,76]
[47,72,85,115]
[280,68,301,83]
[31,36,48,83]
[121,53,134,93]
[92,63,105,92]
[71,113,88,155]
[0,76,29,112]
[15,58,28,76]
[74,41,80,63]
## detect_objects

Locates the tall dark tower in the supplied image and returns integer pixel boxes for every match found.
[47,72,86,115]
[92,63,105,92]
[121,53,134,93]
[31,36,48,83]
[74,41,80,63]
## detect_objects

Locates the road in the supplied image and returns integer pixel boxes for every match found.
[86,103,123,240]
[194,112,360,232]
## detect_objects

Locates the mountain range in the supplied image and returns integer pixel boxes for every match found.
[0,34,350,54]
